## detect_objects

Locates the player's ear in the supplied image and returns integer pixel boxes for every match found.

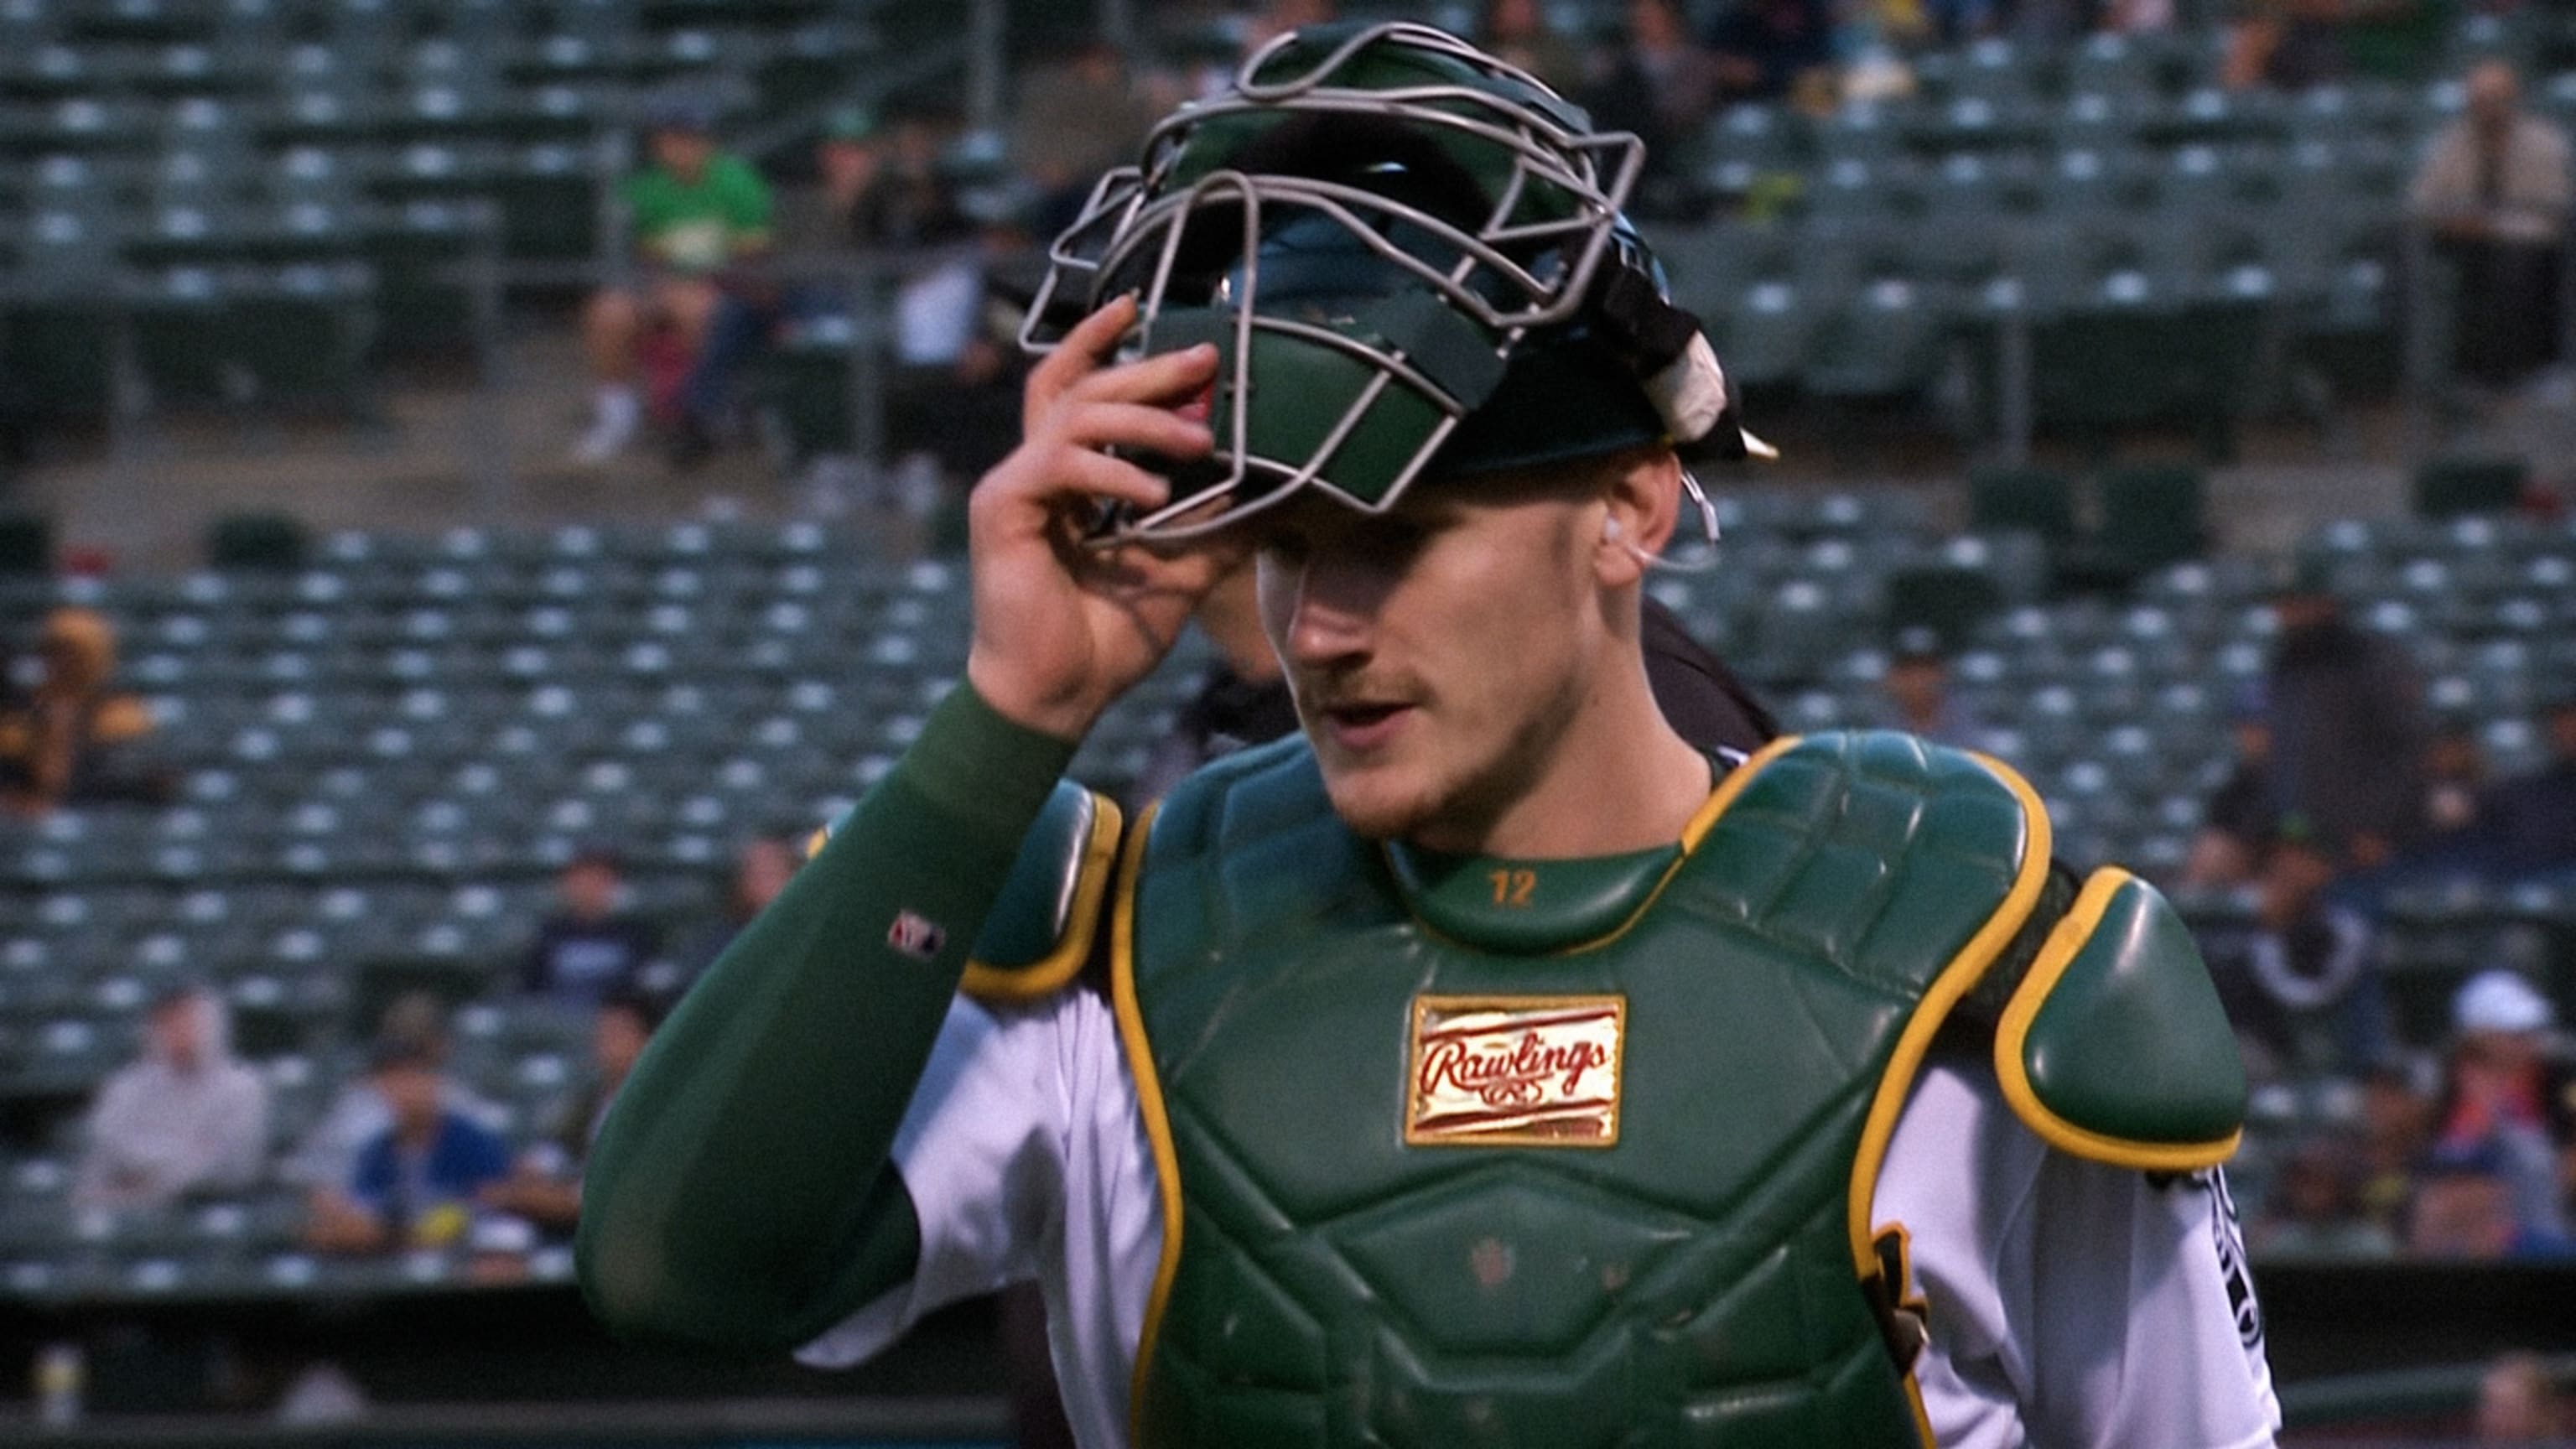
[1593,448,1682,589]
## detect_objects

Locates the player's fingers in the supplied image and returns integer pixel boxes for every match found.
[1041,448,1175,516]
[1064,340,1219,408]
[1057,402,1215,460]
[1024,293,1138,424]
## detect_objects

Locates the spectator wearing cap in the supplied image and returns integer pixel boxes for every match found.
[0,606,170,816]
[279,991,506,1192]
[576,93,775,466]
[1872,628,1985,750]
[2187,686,2283,890]
[523,849,659,1014]
[306,1039,513,1254]
[73,984,267,1213]
[2265,562,2426,870]
[2205,818,2388,1076]
[667,105,897,471]
[2433,969,2574,1234]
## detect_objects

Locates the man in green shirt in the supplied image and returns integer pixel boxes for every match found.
[577,93,773,465]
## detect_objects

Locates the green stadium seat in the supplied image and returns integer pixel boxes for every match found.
[2092,462,2210,579]
[1705,277,1815,394]
[2036,143,2160,218]
[0,512,55,574]
[1804,281,1943,402]
[207,511,310,571]
[1885,565,2003,655]
[1968,465,2079,545]
[2413,455,2528,519]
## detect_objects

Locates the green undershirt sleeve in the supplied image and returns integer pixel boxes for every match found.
[576,682,1079,1350]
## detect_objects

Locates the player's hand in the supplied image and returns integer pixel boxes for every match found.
[964,294,1246,740]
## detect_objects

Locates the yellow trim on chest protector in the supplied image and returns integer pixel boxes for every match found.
[1107,804,1184,1446]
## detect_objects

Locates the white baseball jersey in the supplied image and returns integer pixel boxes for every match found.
[801,989,2282,1449]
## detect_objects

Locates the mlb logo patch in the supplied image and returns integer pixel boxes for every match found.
[886,910,947,961]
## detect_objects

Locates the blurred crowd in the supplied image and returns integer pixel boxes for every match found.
[46,766,806,1280]
[1847,580,2576,1269]
[2171,568,2576,1265]
[567,0,2546,480]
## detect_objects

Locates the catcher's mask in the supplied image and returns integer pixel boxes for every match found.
[1021,21,1764,544]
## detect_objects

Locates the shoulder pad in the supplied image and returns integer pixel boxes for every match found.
[1994,868,2246,1172]
[808,782,1123,1002]
[961,782,1122,1004]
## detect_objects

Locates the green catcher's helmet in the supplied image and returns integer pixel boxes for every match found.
[1021,21,1761,542]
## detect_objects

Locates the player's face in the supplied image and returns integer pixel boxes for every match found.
[1254,476,1604,849]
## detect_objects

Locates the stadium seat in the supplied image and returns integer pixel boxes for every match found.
[1967,465,2079,546]
[2091,462,2210,579]
[1884,564,2004,655]
[2412,454,2528,519]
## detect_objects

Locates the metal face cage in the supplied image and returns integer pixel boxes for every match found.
[1020,22,1647,542]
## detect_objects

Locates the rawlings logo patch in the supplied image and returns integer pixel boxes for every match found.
[1405,995,1625,1148]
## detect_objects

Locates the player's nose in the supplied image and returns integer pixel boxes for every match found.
[1275,552,1381,670]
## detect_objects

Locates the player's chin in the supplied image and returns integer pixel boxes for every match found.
[1313,755,1443,843]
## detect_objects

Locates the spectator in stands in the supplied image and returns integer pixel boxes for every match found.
[2476,1352,2568,1441]
[1702,0,1836,109]
[2412,61,2575,390]
[1872,628,1984,750]
[577,93,774,466]
[0,606,170,815]
[305,1039,513,1254]
[847,112,974,252]
[1247,0,1338,54]
[2221,0,2349,92]
[2187,688,2283,890]
[2433,970,2574,1237]
[2265,566,2424,870]
[883,182,1035,511]
[1582,0,1722,193]
[72,984,267,1213]
[2420,722,2490,843]
[522,847,658,1012]
[280,992,505,1192]
[480,989,663,1236]
[2407,1140,2574,1259]
[2248,1139,2398,1258]
[2206,818,2387,1075]
[665,834,800,989]
[1012,39,1162,240]
[1481,0,1587,94]
[2356,1059,2433,1236]
[2473,693,2576,878]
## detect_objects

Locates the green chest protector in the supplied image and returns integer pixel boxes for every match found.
[1111,731,2057,1448]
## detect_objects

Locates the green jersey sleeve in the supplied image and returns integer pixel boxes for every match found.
[576,683,1079,1348]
